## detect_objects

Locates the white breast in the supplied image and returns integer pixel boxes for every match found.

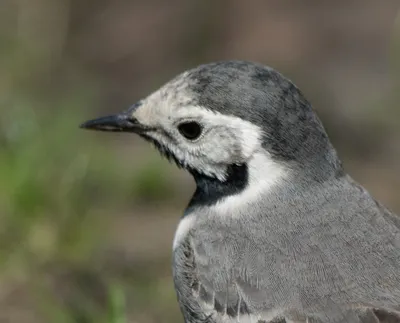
[173,214,196,249]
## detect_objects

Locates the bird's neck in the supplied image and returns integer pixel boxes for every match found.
[186,152,287,212]
[186,151,344,214]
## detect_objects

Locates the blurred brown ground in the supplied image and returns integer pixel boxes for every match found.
[1,1,400,322]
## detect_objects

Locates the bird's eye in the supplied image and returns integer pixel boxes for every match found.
[177,121,202,140]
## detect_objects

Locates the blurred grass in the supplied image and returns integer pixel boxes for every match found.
[0,98,182,321]
[2,101,109,269]
[0,36,182,321]
[107,283,126,323]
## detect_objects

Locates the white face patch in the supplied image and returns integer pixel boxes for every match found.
[132,82,264,180]
[172,105,262,161]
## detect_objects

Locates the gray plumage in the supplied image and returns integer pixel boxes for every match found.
[80,61,400,323]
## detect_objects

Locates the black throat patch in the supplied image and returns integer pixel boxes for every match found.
[187,163,249,209]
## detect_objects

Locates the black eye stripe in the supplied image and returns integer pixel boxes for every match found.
[178,121,202,140]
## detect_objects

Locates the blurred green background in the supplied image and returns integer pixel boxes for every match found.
[1,1,400,322]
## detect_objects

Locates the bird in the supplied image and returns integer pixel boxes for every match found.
[80,61,400,323]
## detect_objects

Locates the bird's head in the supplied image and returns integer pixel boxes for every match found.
[81,61,342,208]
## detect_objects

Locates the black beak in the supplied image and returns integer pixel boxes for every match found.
[80,110,149,134]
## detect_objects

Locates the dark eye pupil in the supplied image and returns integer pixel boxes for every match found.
[178,122,202,140]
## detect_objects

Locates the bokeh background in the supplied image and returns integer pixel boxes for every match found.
[1,1,400,322]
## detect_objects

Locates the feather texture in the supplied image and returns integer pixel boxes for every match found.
[173,174,400,323]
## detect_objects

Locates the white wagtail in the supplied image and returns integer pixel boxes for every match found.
[81,61,400,323]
